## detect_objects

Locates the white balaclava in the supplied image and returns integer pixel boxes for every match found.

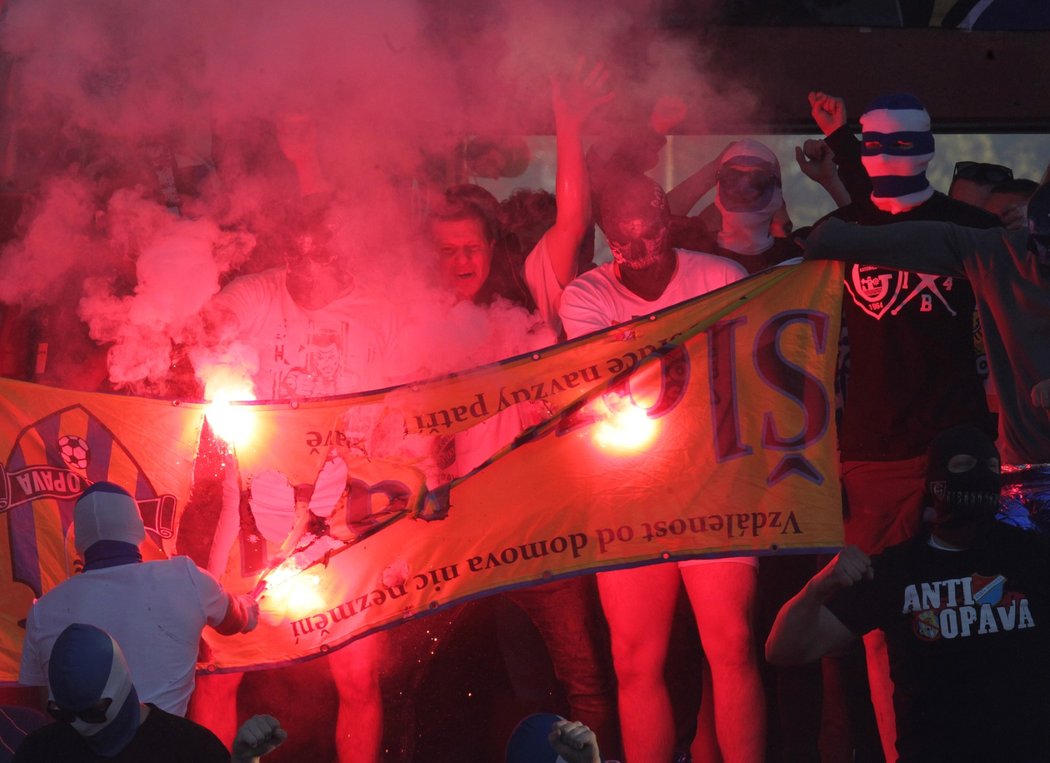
[716,139,783,256]
[860,93,935,214]
[73,482,145,555]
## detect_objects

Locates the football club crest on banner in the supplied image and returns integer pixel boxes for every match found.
[3,404,178,596]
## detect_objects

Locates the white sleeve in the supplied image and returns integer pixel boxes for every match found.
[207,272,274,339]
[719,257,748,286]
[523,235,566,337]
[17,609,46,687]
[559,280,613,341]
[183,557,234,628]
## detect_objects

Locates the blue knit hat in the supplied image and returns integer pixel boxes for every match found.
[505,713,566,763]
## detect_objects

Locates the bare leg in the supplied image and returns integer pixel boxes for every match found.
[862,630,897,762]
[329,632,383,763]
[597,563,681,763]
[692,658,722,763]
[683,561,764,763]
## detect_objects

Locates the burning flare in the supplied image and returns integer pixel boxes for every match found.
[202,368,257,449]
[254,532,343,621]
[591,391,660,453]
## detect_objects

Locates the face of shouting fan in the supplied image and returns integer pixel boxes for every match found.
[431,217,494,302]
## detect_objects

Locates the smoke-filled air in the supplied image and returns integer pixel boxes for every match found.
[0,0,753,397]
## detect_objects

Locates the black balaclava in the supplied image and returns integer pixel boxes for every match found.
[925,425,1001,526]
[597,174,672,270]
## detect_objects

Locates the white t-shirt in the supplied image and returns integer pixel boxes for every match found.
[559,249,747,340]
[19,557,232,716]
[208,268,398,399]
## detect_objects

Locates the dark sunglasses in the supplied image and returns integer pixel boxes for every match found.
[952,161,1013,186]
[47,698,112,724]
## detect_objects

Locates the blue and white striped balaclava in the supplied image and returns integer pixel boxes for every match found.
[860,94,935,214]
[48,623,141,757]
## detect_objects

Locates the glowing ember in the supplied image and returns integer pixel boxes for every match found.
[204,385,256,449]
[592,393,659,453]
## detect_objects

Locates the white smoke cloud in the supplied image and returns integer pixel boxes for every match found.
[0,0,757,393]
[77,191,253,389]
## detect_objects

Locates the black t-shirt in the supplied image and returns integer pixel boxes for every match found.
[827,526,1050,761]
[819,192,1000,460]
[13,705,229,763]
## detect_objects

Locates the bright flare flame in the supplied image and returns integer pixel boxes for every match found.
[265,573,325,620]
[592,394,659,453]
[204,386,256,449]
[259,555,305,592]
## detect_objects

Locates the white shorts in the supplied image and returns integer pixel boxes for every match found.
[678,554,759,570]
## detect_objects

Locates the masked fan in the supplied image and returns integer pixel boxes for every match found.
[13,623,285,763]
[559,172,765,763]
[19,482,258,720]
[805,182,1050,501]
[767,425,1050,762]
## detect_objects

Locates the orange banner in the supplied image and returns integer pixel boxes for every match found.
[0,261,845,678]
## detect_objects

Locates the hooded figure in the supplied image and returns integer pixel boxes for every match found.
[46,623,141,757]
[859,93,935,215]
[715,139,784,256]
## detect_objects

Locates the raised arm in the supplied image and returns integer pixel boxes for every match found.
[765,546,871,665]
[809,91,871,203]
[666,147,724,217]
[795,139,852,208]
[544,61,614,288]
[809,90,847,138]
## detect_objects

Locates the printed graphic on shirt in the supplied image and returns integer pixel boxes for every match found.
[845,265,956,320]
[903,573,1034,642]
[266,320,371,399]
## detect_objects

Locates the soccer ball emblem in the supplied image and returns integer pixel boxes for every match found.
[58,434,90,470]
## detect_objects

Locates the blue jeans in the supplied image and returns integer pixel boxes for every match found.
[504,575,619,754]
